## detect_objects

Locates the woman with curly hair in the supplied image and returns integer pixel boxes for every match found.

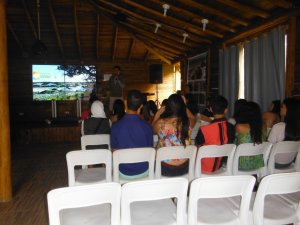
[152,93,196,176]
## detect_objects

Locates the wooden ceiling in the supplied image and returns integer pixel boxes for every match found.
[7,0,300,64]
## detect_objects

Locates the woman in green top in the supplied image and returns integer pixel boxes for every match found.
[235,101,266,170]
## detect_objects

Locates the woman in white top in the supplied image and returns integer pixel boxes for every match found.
[268,98,300,168]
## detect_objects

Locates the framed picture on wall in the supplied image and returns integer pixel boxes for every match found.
[187,52,208,108]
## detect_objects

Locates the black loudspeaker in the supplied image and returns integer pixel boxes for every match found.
[149,64,163,84]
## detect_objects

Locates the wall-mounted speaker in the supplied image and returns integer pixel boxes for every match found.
[149,64,163,84]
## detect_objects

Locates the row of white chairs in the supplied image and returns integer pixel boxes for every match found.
[47,173,300,225]
[67,141,300,186]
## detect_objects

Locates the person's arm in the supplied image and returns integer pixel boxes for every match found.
[117,76,125,88]
[186,108,196,128]
[226,123,235,144]
[152,106,165,133]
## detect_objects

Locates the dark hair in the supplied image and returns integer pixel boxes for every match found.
[270,100,281,117]
[233,99,248,122]
[161,99,168,107]
[160,94,189,146]
[209,95,228,115]
[114,65,121,71]
[113,99,125,121]
[185,93,198,115]
[141,100,158,122]
[89,94,99,105]
[127,90,143,111]
[283,98,300,141]
[248,102,263,144]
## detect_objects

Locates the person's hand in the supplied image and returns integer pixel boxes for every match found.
[181,95,187,105]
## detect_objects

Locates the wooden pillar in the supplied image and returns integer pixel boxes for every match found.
[0,0,12,202]
[285,16,297,97]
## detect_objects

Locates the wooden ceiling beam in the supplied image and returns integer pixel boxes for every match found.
[112,26,118,61]
[96,14,100,60]
[88,0,171,64]
[217,0,270,18]
[7,22,25,52]
[88,0,172,64]
[122,0,223,38]
[127,39,135,60]
[150,0,238,32]
[22,0,37,39]
[177,0,248,27]
[144,50,150,61]
[73,0,82,61]
[48,0,65,60]
[269,0,294,9]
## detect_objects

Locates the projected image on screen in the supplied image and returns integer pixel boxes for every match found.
[32,65,96,101]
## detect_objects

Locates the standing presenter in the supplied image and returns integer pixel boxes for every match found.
[108,66,125,112]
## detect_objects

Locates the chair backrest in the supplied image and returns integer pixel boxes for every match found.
[195,144,236,178]
[155,145,197,180]
[121,177,188,225]
[267,141,300,174]
[253,172,300,225]
[113,147,156,183]
[232,142,272,178]
[81,134,111,150]
[47,182,121,225]
[66,149,112,186]
[188,175,256,225]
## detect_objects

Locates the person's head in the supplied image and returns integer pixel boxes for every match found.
[88,94,99,106]
[113,66,121,76]
[282,98,300,141]
[113,99,125,120]
[233,99,247,120]
[161,99,168,107]
[245,101,263,144]
[127,90,143,112]
[91,100,106,118]
[209,95,228,116]
[147,100,158,115]
[270,100,281,116]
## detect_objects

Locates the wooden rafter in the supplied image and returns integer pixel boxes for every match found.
[7,22,24,52]
[48,0,65,59]
[73,0,82,61]
[122,0,223,38]
[217,0,270,18]
[88,0,172,64]
[127,39,135,60]
[150,0,238,32]
[267,0,294,9]
[143,50,150,61]
[22,0,37,39]
[176,0,248,27]
[112,26,118,61]
[96,14,100,59]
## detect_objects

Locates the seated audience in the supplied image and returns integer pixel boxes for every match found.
[80,94,99,120]
[111,90,153,180]
[81,100,110,135]
[140,100,158,123]
[235,101,266,171]
[262,100,281,135]
[110,99,125,123]
[152,93,196,177]
[195,95,235,173]
[268,98,300,168]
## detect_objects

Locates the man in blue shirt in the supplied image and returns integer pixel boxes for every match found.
[111,89,153,179]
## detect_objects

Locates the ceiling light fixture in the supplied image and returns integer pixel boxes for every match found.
[162,4,170,16]
[182,33,188,43]
[201,19,209,31]
[154,23,161,33]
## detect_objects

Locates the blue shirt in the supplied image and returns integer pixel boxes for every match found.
[111,114,153,175]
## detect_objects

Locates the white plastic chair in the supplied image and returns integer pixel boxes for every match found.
[66,149,112,186]
[188,175,256,225]
[155,145,197,181]
[47,182,121,225]
[121,177,188,225]
[81,134,111,150]
[232,142,272,180]
[267,141,300,175]
[195,144,236,178]
[113,147,155,184]
[252,172,300,225]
